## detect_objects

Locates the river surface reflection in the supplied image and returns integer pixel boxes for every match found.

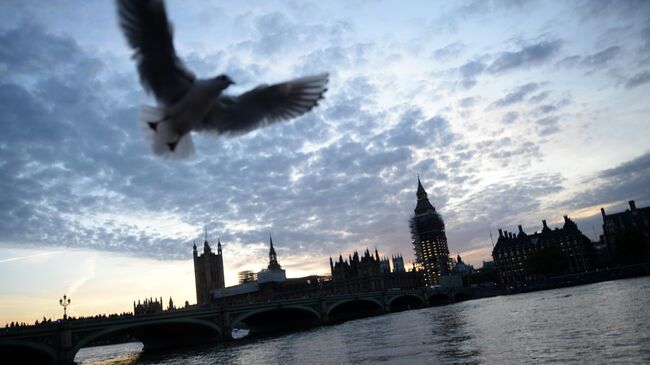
[76,276,650,364]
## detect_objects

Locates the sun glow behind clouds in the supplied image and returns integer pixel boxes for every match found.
[0,247,195,326]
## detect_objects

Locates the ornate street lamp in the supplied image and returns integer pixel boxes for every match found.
[59,295,71,320]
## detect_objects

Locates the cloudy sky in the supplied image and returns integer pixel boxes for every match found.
[1,0,649,324]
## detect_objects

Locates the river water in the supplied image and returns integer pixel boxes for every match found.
[76,276,650,364]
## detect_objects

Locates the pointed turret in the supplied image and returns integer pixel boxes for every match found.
[192,241,197,257]
[562,215,578,230]
[217,238,222,255]
[517,225,526,238]
[203,227,211,253]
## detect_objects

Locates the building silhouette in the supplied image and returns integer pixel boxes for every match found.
[601,200,650,261]
[410,177,450,285]
[212,237,328,303]
[379,255,391,273]
[193,232,225,305]
[492,216,592,286]
[392,255,406,273]
[257,236,287,283]
[133,297,163,315]
[451,255,474,275]
[331,249,382,282]
[330,248,423,293]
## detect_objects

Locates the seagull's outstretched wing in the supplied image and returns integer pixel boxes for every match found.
[117,0,194,106]
[199,73,329,135]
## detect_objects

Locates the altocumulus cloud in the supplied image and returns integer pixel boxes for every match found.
[0,1,648,269]
[625,70,650,89]
[456,39,561,90]
[0,18,462,261]
[487,40,562,74]
[490,82,540,109]
[570,150,650,209]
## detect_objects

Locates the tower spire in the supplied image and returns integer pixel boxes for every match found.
[414,177,435,214]
[417,175,427,200]
[268,235,281,270]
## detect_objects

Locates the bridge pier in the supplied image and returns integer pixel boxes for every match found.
[319,299,329,324]
[221,310,233,340]
[382,295,391,313]
[57,325,75,365]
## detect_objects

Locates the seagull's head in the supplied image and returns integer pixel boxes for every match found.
[212,74,235,90]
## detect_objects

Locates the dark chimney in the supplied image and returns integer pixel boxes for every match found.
[498,228,503,237]
[518,225,524,233]
[629,200,636,211]
[601,208,606,218]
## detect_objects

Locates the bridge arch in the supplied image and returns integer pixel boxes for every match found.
[72,318,222,355]
[387,294,426,312]
[232,305,321,336]
[327,297,385,323]
[327,297,384,315]
[428,292,451,306]
[0,339,57,365]
[454,291,472,302]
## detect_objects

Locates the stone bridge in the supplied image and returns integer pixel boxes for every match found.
[0,287,468,364]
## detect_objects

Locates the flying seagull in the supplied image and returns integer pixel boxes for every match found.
[117,0,328,158]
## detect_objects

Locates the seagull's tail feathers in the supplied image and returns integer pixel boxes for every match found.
[138,105,194,159]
